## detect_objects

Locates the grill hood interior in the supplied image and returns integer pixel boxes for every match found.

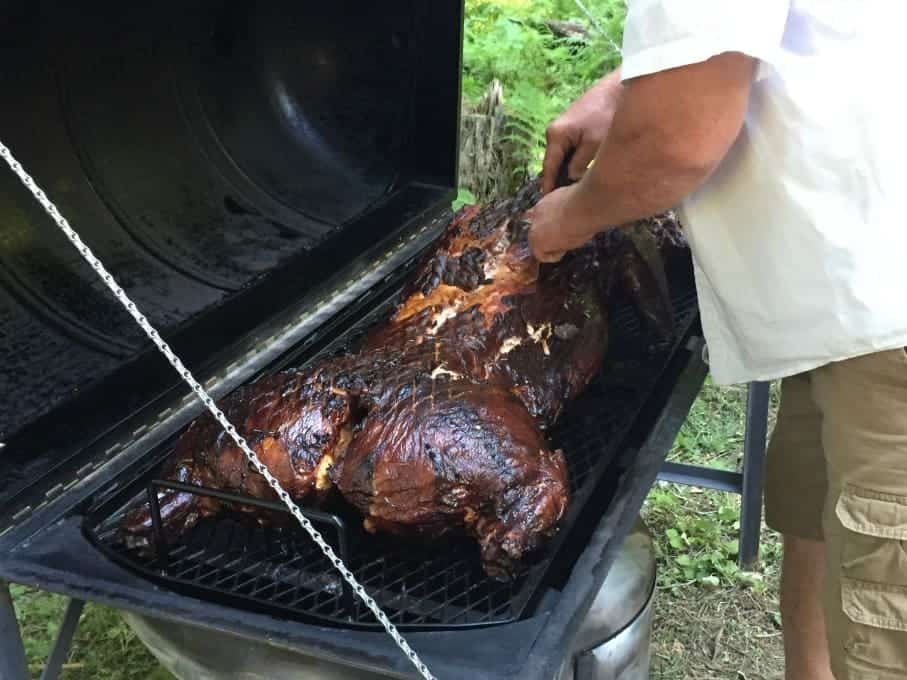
[0,0,462,514]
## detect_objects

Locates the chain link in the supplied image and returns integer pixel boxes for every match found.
[0,139,437,680]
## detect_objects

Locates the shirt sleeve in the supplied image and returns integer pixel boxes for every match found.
[620,0,791,82]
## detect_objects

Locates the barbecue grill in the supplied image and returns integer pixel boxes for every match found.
[0,1,708,678]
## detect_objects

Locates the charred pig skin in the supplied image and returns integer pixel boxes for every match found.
[120,177,684,575]
[331,379,569,578]
[121,365,353,550]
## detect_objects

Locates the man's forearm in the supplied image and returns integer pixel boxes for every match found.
[562,111,711,234]
[555,53,755,242]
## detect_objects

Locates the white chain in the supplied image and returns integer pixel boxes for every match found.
[0,139,437,680]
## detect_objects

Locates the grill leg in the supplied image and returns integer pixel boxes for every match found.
[40,598,85,680]
[739,381,770,569]
[0,581,30,680]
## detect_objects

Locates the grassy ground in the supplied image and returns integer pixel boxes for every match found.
[10,382,785,679]
[647,381,785,679]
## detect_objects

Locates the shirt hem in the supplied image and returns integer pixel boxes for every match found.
[707,336,907,386]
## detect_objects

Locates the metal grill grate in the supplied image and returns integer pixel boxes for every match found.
[84,252,699,630]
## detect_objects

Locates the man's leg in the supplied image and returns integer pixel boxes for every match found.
[764,374,834,679]
[811,349,907,679]
[781,535,835,680]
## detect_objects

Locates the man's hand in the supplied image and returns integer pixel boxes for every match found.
[530,52,755,262]
[527,181,603,263]
[541,69,623,195]
[527,186,574,263]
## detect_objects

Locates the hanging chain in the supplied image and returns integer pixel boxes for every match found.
[0,140,437,680]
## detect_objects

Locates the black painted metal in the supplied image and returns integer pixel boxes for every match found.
[0,0,462,446]
[139,479,354,610]
[739,381,770,569]
[658,462,743,494]
[144,479,352,568]
[0,337,706,680]
[0,581,29,680]
[530,347,709,680]
[0,0,463,522]
[0,247,705,679]
[39,599,85,680]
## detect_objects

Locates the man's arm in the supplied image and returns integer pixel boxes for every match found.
[528,51,756,262]
[541,67,623,195]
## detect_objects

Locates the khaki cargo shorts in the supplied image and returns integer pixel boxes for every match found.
[764,348,907,679]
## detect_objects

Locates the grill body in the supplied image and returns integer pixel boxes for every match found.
[0,2,708,678]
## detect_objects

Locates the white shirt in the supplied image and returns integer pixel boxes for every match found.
[620,1,907,385]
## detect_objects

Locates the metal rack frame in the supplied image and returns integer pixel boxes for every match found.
[658,381,771,569]
[1,582,83,680]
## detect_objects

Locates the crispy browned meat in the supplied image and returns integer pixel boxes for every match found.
[121,177,683,575]
[331,379,569,577]
[122,364,352,550]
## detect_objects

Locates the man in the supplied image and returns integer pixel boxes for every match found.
[527,2,907,679]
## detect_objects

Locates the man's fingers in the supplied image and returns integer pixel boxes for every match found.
[541,142,568,195]
[567,143,597,181]
[527,221,564,263]
[542,122,577,194]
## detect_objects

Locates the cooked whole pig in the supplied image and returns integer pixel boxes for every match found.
[121,178,684,577]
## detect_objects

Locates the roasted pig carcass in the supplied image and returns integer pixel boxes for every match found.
[121,177,684,576]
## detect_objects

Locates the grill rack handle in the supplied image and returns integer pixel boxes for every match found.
[146,480,353,611]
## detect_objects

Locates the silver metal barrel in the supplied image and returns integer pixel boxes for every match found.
[557,519,657,680]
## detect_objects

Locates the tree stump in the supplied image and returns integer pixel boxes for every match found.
[458,80,529,204]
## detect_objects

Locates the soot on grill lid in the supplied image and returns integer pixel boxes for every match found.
[0,0,463,518]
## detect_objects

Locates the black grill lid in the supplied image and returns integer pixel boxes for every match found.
[0,0,463,511]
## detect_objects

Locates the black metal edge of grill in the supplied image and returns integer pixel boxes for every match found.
[70,247,702,637]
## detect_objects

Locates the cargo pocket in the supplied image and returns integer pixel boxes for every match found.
[836,485,907,677]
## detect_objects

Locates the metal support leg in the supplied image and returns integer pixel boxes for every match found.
[40,598,85,680]
[739,381,770,569]
[1,581,30,680]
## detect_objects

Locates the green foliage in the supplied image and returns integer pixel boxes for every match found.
[463,0,626,173]
[671,377,747,467]
[644,381,782,595]
[11,585,165,679]
[647,486,746,588]
[453,187,477,210]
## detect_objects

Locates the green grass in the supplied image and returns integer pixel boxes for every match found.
[647,380,785,679]
[10,585,167,679]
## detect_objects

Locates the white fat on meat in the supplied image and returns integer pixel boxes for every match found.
[526,322,553,356]
[427,303,461,335]
[430,363,463,381]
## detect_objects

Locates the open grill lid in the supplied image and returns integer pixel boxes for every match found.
[0,0,464,526]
